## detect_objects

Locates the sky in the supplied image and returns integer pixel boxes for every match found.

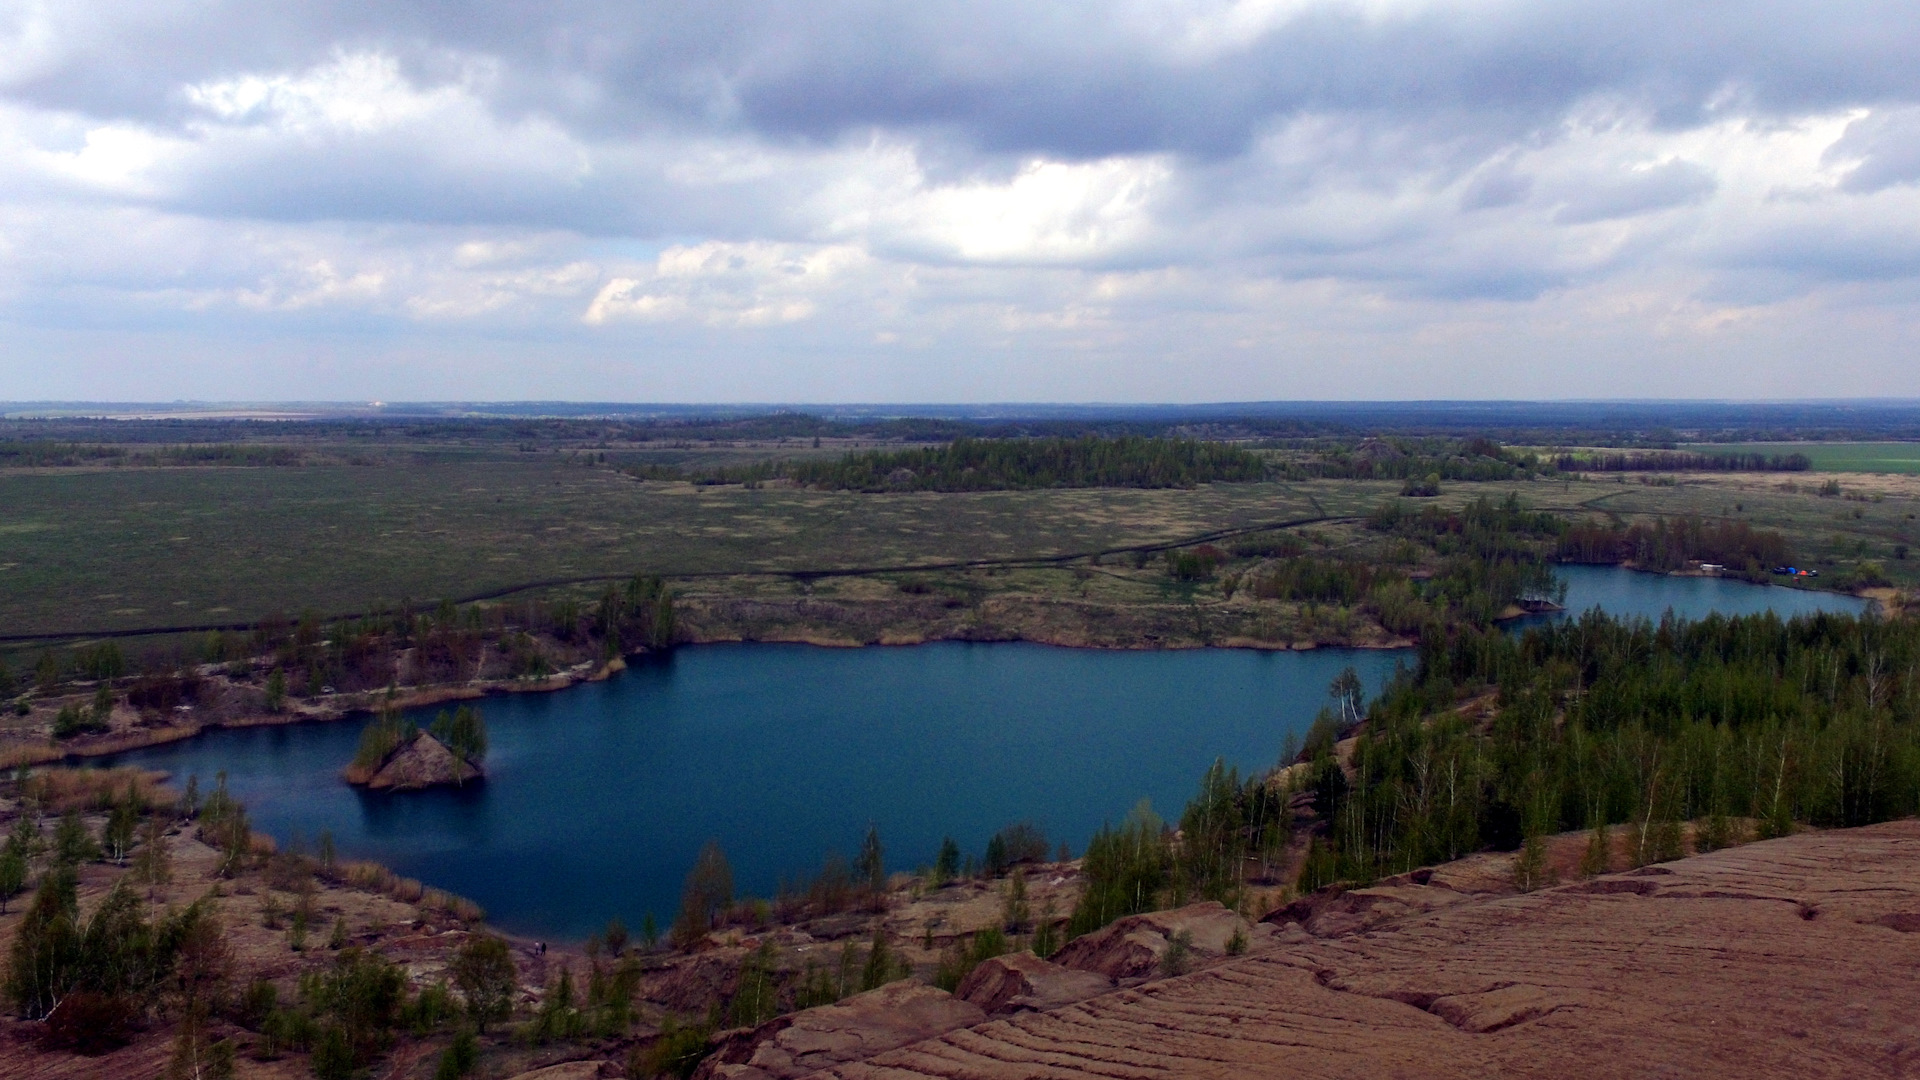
[3,1,1920,403]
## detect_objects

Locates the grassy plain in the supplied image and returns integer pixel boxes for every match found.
[1709,442,1920,474]
[0,458,1385,638]
[4,452,1919,650]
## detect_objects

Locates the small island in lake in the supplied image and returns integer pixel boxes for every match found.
[343,704,488,790]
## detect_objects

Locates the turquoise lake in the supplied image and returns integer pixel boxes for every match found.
[102,566,1871,938]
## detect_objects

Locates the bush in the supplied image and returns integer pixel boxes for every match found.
[1158,930,1193,977]
[302,948,406,1068]
[449,935,517,1033]
[932,928,1009,992]
[311,1025,355,1080]
[982,822,1049,876]
[633,1015,714,1079]
[349,715,416,776]
[434,1029,479,1080]
[51,702,108,739]
[1164,546,1225,581]
[430,705,488,765]
[1401,473,1441,497]
[41,990,139,1054]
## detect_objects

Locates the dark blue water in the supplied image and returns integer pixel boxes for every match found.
[108,643,1401,938]
[102,567,1872,939]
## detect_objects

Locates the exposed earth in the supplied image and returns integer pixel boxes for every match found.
[703,822,1920,1079]
[5,759,1920,1078]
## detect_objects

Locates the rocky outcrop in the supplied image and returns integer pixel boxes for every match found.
[1048,900,1268,981]
[798,822,1920,1079]
[694,981,984,1080]
[352,731,481,791]
[952,952,1112,1015]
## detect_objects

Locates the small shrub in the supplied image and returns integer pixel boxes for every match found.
[1158,930,1193,977]
[633,1015,714,1079]
[434,1028,479,1080]
[932,928,1008,992]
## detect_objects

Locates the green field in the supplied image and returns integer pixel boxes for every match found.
[1709,442,1920,474]
[0,460,1414,639]
[6,443,1919,649]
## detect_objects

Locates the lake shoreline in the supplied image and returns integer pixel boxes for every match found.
[25,624,1413,766]
[16,563,1886,769]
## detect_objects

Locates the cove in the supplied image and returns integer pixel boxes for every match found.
[101,567,1871,939]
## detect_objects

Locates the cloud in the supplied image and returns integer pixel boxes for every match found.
[1829,106,1920,192]
[4,2,1920,399]
[584,242,872,327]
[1552,159,1717,223]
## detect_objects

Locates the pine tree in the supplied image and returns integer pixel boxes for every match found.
[934,836,960,882]
[671,842,734,948]
[855,825,884,892]
[53,808,100,866]
[1001,869,1030,933]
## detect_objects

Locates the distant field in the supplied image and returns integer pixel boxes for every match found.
[1709,442,1920,474]
[5,449,1917,649]
[0,460,1418,639]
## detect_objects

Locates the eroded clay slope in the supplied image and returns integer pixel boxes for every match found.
[816,822,1920,1079]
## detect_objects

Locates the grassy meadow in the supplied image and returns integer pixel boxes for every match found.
[4,444,1919,650]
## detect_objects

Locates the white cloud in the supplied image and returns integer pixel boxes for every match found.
[861,155,1172,262]
[584,242,873,327]
[4,2,1920,399]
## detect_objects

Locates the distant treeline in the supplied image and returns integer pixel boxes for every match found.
[1212,495,1570,633]
[1555,451,1810,473]
[1302,607,1920,890]
[11,401,1920,453]
[1556,517,1789,574]
[0,441,305,467]
[784,436,1269,491]
[7,576,677,728]
[627,436,1272,490]
[1284,437,1535,483]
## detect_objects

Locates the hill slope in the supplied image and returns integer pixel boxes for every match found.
[798,822,1920,1078]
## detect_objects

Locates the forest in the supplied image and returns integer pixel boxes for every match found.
[619,436,1273,490]
[1297,607,1920,890]
[1553,450,1811,472]
[4,576,676,740]
[1556,517,1793,575]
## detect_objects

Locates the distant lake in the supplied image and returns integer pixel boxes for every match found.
[103,567,1872,938]
[1524,563,1871,628]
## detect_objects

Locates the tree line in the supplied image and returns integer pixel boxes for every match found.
[1554,450,1811,473]
[1556,516,1790,574]
[0,441,306,467]
[1300,607,1920,889]
[15,574,677,736]
[623,436,1274,491]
